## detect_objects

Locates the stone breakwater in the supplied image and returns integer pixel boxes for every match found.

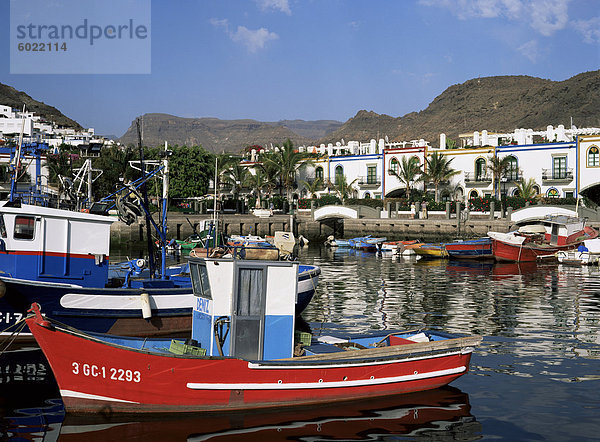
[109,212,562,244]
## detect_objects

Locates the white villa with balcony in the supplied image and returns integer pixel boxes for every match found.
[290,124,600,204]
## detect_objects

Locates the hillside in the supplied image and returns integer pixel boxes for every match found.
[270,119,343,140]
[0,83,82,129]
[321,70,600,147]
[119,114,323,153]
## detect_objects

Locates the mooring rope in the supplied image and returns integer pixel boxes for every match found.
[0,318,28,356]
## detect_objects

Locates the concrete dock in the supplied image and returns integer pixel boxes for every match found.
[110,211,523,244]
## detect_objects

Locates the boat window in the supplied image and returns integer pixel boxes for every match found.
[14,216,35,240]
[237,268,264,316]
[190,263,212,299]
[0,215,6,238]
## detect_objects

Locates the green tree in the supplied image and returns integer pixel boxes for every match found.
[388,156,422,201]
[301,177,323,199]
[515,177,538,199]
[168,145,213,198]
[220,163,249,211]
[446,139,458,149]
[487,155,511,199]
[333,175,358,203]
[423,151,459,202]
[261,139,312,204]
[246,167,276,208]
[92,146,138,200]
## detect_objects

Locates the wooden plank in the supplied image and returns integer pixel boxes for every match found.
[279,335,483,362]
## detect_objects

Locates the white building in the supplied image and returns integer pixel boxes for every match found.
[291,124,600,205]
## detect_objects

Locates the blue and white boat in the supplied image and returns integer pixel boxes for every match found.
[0,146,319,339]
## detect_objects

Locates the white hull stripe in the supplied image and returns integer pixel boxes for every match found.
[186,366,465,390]
[1,276,83,288]
[248,349,469,369]
[60,389,139,404]
[60,293,194,310]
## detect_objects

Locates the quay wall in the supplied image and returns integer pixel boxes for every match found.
[110,210,600,245]
[109,212,551,244]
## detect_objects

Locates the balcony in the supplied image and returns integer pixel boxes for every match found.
[357,176,381,188]
[542,168,573,183]
[464,172,492,186]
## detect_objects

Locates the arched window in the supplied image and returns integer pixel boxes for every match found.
[475,158,486,181]
[587,146,599,167]
[533,185,540,195]
[547,188,560,198]
[389,157,399,175]
[315,166,324,181]
[469,190,479,199]
[363,192,371,199]
[411,156,421,166]
[334,165,344,185]
[506,156,518,180]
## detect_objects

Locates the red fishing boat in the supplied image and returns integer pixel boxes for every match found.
[488,211,598,262]
[25,257,481,414]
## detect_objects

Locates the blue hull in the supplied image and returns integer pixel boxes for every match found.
[0,265,319,337]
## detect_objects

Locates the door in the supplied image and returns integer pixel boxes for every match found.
[231,265,266,359]
[550,224,559,245]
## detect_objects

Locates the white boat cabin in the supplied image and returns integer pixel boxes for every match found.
[0,201,114,286]
[189,257,298,360]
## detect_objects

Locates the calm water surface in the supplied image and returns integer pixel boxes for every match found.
[2,245,600,440]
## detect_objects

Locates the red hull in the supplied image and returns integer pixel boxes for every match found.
[491,225,598,262]
[59,386,472,440]
[26,315,479,414]
[492,239,576,262]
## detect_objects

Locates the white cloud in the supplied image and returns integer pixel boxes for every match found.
[256,0,291,15]
[419,0,571,36]
[573,17,600,44]
[230,26,279,53]
[517,39,540,62]
[209,18,229,29]
[530,0,569,36]
[211,18,279,53]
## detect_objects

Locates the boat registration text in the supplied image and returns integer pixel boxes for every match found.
[71,362,141,383]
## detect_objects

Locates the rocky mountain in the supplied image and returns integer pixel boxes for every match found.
[0,82,81,129]
[321,70,600,147]
[119,114,326,153]
[270,119,343,140]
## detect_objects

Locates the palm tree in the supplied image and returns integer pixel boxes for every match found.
[388,156,422,201]
[333,175,358,203]
[246,167,276,208]
[261,138,312,205]
[423,151,459,202]
[220,163,249,212]
[515,177,538,199]
[487,155,511,199]
[302,177,323,199]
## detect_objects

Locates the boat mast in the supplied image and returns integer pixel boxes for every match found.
[9,105,26,202]
[160,141,169,279]
[213,156,218,249]
[136,119,156,278]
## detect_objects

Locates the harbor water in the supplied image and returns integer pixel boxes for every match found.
[1,244,600,440]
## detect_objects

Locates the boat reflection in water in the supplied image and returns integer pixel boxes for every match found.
[46,386,476,441]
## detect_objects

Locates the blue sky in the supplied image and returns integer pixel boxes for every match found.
[2,0,599,137]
